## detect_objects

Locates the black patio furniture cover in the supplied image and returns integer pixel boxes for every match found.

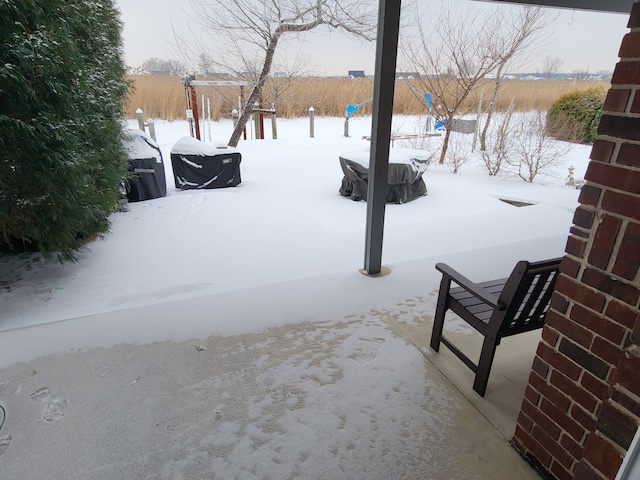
[122,129,167,202]
[170,136,241,190]
[339,147,431,204]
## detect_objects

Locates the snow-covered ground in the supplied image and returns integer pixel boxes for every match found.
[0,115,589,479]
[0,114,587,336]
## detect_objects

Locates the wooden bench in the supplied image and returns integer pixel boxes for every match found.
[430,258,562,396]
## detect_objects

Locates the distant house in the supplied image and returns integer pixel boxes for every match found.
[348,70,365,78]
[396,72,419,79]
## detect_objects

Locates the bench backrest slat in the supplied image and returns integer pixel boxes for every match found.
[513,274,546,323]
[494,258,562,334]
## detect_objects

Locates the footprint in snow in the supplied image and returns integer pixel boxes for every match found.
[30,387,68,424]
[350,337,386,365]
[0,435,12,456]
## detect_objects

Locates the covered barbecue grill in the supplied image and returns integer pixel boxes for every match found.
[170,136,242,190]
[122,129,167,202]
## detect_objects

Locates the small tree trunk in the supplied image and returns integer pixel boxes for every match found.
[228,88,261,147]
[227,35,280,147]
[471,89,483,152]
[480,61,505,151]
[439,125,452,164]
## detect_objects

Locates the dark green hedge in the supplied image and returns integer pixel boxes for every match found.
[547,87,606,144]
[0,0,130,260]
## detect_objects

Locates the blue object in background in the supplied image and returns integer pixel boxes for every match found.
[434,118,448,131]
[424,92,433,109]
[345,97,373,121]
[345,104,359,119]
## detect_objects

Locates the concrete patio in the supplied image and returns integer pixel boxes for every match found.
[0,254,546,479]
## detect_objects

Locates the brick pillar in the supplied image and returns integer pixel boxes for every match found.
[512,4,640,480]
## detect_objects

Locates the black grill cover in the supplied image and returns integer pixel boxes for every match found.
[170,136,241,190]
[122,129,167,202]
[339,147,431,204]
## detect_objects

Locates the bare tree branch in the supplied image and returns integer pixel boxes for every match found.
[480,6,557,151]
[399,3,557,165]
[180,0,376,146]
[507,111,576,183]
[399,2,503,164]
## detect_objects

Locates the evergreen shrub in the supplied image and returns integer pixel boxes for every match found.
[546,87,606,144]
[0,0,130,260]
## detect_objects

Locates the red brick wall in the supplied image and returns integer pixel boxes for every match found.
[512,4,640,480]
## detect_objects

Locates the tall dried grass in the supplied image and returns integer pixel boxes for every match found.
[124,75,609,120]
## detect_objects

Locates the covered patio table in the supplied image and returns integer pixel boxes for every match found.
[339,147,432,204]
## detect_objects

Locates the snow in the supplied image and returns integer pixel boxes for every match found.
[340,145,433,168]
[170,135,240,155]
[122,128,163,160]
[0,115,589,478]
[0,114,588,342]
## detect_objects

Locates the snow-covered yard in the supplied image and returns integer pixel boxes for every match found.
[0,115,589,478]
[0,114,587,334]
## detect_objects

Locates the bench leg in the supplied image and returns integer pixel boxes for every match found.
[430,276,451,352]
[473,335,499,397]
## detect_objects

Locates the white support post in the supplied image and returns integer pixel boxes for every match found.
[253,102,261,140]
[201,94,205,142]
[147,121,156,142]
[136,108,145,131]
[271,111,277,140]
[135,108,156,141]
[207,97,211,142]
[232,109,239,129]
[309,107,315,138]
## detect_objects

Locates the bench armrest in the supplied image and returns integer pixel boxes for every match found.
[435,263,503,310]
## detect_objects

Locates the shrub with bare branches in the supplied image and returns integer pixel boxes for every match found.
[391,117,444,167]
[443,133,472,174]
[507,111,576,183]
[480,109,517,176]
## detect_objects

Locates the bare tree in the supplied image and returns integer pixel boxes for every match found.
[142,58,187,75]
[399,3,503,164]
[481,107,517,177]
[444,132,471,174]
[479,7,556,151]
[507,111,575,183]
[541,55,564,78]
[187,0,376,147]
[198,52,215,75]
[260,51,314,112]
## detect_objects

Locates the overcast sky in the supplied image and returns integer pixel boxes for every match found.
[115,0,630,76]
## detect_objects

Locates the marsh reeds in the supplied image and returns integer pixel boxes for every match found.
[124,75,609,120]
